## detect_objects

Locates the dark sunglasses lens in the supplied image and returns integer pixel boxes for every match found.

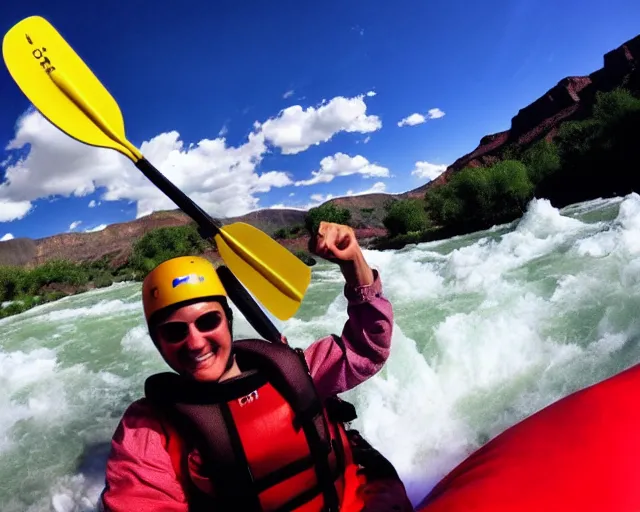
[195,312,221,332]
[158,322,189,344]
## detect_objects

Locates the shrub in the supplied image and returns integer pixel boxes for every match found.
[426,160,534,230]
[273,224,305,240]
[305,203,351,233]
[522,139,561,185]
[129,224,208,275]
[382,199,430,236]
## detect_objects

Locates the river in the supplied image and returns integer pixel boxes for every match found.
[1,193,640,511]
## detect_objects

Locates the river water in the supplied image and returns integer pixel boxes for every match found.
[1,194,640,511]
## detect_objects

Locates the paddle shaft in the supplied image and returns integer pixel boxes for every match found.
[135,157,222,238]
[136,159,284,341]
[217,266,282,343]
[137,157,304,303]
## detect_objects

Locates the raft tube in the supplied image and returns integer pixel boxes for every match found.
[416,362,640,512]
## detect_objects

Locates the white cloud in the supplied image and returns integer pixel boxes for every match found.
[295,153,389,186]
[1,233,14,241]
[300,181,388,210]
[398,108,446,127]
[218,124,228,137]
[427,108,445,119]
[1,94,382,223]
[85,224,107,232]
[366,91,376,97]
[289,192,295,197]
[258,93,381,155]
[0,199,32,221]
[0,109,292,221]
[398,113,426,127]
[252,171,293,193]
[411,161,448,181]
[69,220,82,231]
[363,136,371,144]
[268,203,307,211]
[283,90,294,99]
[345,181,387,196]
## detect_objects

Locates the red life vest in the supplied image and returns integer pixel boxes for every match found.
[144,339,410,512]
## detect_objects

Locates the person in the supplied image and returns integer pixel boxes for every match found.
[99,221,413,511]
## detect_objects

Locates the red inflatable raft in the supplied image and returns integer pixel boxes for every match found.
[416,362,640,512]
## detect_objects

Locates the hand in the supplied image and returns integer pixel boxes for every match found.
[310,222,374,286]
[311,221,360,263]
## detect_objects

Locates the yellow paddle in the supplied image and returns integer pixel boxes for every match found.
[2,15,310,321]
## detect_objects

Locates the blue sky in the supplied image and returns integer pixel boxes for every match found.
[0,0,638,241]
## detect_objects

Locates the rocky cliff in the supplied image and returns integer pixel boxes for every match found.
[404,33,640,198]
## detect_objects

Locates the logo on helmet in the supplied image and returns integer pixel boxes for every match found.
[172,274,205,288]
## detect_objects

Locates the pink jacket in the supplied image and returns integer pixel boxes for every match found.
[99,270,393,511]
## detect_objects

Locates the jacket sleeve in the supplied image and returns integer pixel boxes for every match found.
[304,269,393,401]
[99,399,189,512]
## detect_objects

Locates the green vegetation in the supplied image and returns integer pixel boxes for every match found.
[425,159,534,231]
[0,220,319,319]
[0,223,211,319]
[128,223,208,274]
[382,199,430,237]
[536,88,640,203]
[304,203,352,233]
[273,224,305,240]
[0,258,130,319]
[374,87,640,248]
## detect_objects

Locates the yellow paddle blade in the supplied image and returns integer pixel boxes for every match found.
[215,222,312,320]
[2,16,136,160]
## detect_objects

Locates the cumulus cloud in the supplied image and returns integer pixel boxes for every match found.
[426,108,445,119]
[69,220,82,231]
[345,181,387,196]
[0,93,383,223]
[258,93,381,155]
[85,224,107,232]
[397,108,446,127]
[295,153,389,187]
[0,199,32,221]
[298,181,387,210]
[1,233,14,241]
[411,161,448,181]
[0,109,291,221]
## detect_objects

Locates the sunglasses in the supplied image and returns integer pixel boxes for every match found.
[156,311,223,344]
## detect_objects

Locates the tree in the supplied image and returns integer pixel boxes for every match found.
[522,139,561,185]
[383,199,430,236]
[425,161,534,231]
[304,203,351,233]
[129,224,208,274]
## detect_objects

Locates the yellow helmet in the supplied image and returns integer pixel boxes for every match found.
[141,255,227,322]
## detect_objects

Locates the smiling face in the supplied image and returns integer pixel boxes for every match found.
[155,300,235,382]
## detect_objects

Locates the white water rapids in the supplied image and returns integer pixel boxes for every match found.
[1,193,640,510]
